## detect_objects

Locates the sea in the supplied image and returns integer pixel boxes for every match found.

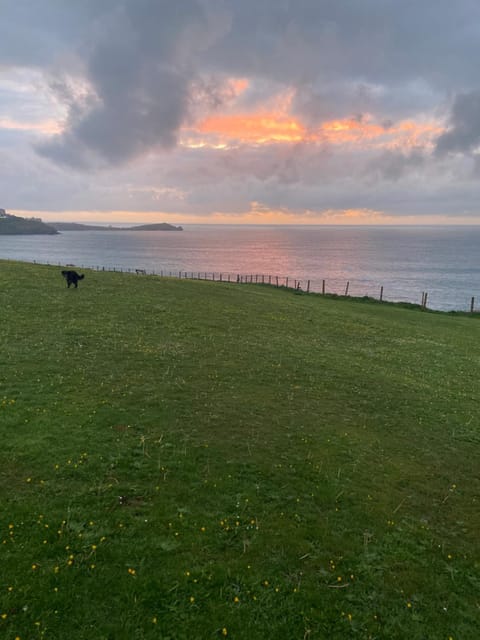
[1,224,479,312]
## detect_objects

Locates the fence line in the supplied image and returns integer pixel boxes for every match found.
[28,258,479,313]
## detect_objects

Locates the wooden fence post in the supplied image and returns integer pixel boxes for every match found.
[380,285,383,302]
[345,281,350,296]
[286,277,289,288]
[322,279,325,295]
[307,280,310,293]
[471,296,475,313]
[276,276,279,287]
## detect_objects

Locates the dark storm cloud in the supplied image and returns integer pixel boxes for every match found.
[36,0,229,166]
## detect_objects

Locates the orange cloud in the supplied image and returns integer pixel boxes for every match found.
[229,78,249,95]
[197,114,306,143]
[184,113,443,150]
[320,118,385,142]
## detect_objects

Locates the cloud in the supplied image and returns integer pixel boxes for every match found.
[4,1,480,221]
[435,91,480,156]
[366,148,426,181]
[36,0,230,167]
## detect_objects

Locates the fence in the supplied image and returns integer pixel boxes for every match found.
[31,259,479,313]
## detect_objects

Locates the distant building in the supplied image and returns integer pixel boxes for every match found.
[0,209,7,218]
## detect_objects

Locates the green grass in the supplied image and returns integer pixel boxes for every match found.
[1,259,479,639]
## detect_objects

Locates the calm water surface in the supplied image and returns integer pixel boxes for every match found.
[1,225,479,311]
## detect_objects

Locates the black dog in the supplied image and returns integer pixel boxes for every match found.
[61,270,85,288]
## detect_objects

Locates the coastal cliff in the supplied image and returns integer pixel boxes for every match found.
[0,210,58,235]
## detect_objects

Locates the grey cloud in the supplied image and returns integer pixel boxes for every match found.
[366,148,426,182]
[205,1,480,89]
[435,91,480,156]
[4,129,480,218]
[0,1,115,68]
[37,0,228,167]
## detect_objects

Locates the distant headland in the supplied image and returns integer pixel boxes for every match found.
[0,210,183,234]
[0,209,58,235]
[49,222,183,232]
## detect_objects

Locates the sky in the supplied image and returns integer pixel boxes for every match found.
[2,1,480,225]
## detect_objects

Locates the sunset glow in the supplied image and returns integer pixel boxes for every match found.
[2,1,480,225]
[196,114,306,143]
[183,113,444,151]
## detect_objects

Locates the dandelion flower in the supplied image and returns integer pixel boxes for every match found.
[222,628,228,636]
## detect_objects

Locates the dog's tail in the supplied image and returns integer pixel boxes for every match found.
[79,274,85,280]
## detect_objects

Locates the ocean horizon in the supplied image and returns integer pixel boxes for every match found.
[1,224,479,311]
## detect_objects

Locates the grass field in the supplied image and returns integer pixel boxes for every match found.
[1,259,479,639]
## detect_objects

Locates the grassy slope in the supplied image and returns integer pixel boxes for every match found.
[0,260,479,639]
